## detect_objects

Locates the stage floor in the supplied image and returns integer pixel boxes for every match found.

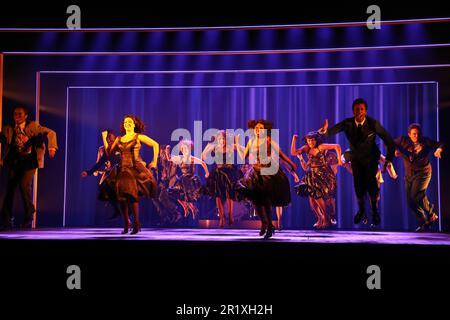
[0,228,449,245]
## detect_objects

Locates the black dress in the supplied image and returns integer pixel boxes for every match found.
[237,141,291,207]
[115,134,156,202]
[205,145,243,201]
[295,150,337,200]
[168,157,202,203]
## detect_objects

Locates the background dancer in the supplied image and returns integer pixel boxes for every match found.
[202,130,243,228]
[291,131,342,229]
[394,123,444,231]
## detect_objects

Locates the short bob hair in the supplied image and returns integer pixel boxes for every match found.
[120,114,145,134]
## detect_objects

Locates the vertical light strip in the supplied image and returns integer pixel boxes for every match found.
[63,86,69,227]
[32,72,40,229]
[0,53,3,161]
[436,82,441,231]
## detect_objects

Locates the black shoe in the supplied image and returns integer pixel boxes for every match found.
[415,224,427,232]
[425,213,439,228]
[264,225,275,240]
[130,222,141,235]
[371,213,381,226]
[354,211,366,224]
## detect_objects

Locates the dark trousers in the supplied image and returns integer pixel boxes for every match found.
[405,171,434,221]
[351,159,380,214]
[1,167,37,226]
[351,160,379,199]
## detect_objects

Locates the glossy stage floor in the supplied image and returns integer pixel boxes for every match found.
[0,227,450,245]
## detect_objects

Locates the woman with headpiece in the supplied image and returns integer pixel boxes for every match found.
[291,131,342,229]
[235,120,297,239]
[102,114,159,235]
[202,130,243,227]
[168,140,209,219]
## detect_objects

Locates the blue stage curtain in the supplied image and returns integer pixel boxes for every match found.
[64,83,438,230]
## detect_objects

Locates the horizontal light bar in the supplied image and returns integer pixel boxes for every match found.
[38,64,450,74]
[1,17,450,32]
[4,43,450,56]
[68,81,437,89]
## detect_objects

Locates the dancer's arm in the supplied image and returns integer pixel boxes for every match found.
[139,134,159,168]
[297,154,309,171]
[102,131,119,156]
[201,143,215,161]
[192,156,210,178]
[318,143,343,166]
[235,134,250,160]
[271,139,297,172]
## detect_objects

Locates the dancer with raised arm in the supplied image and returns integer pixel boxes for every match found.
[291,131,341,229]
[318,98,395,227]
[102,114,158,235]
[169,140,209,220]
[236,120,297,239]
[202,130,243,227]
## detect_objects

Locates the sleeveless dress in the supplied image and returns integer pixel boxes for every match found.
[168,157,202,203]
[115,134,156,202]
[205,145,243,201]
[237,140,291,207]
[295,150,337,199]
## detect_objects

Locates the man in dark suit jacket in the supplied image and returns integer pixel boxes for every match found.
[0,106,57,230]
[394,123,444,231]
[319,98,395,226]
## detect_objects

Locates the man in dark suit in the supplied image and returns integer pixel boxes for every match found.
[0,106,57,230]
[394,123,444,231]
[319,98,395,226]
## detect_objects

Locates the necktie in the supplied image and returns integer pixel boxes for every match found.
[356,124,363,142]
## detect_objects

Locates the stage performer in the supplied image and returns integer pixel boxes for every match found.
[0,106,57,230]
[394,123,444,231]
[81,129,121,220]
[291,131,342,229]
[168,140,209,219]
[102,114,158,235]
[202,130,243,227]
[152,145,183,225]
[236,120,297,239]
[318,98,395,227]
[275,158,300,231]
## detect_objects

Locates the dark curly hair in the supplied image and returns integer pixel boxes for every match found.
[247,119,273,130]
[302,131,323,146]
[120,114,146,135]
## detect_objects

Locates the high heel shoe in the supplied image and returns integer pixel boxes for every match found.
[264,224,275,240]
[130,222,141,235]
[121,224,130,234]
[259,222,268,236]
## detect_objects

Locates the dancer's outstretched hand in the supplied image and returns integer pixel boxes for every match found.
[318,119,328,134]
[434,148,443,159]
